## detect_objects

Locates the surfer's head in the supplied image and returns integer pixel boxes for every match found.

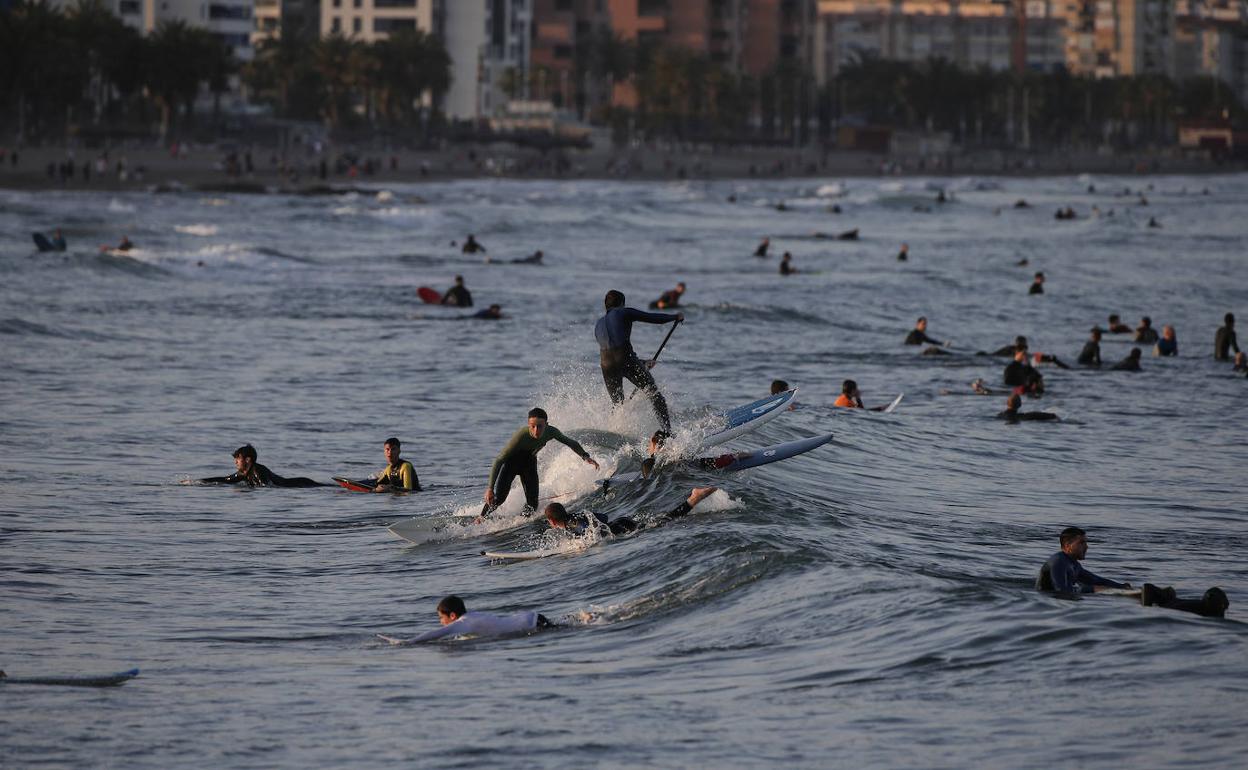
[1059,527,1088,560]
[915,316,927,330]
[384,437,401,464]
[604,290,625,310]
[232,444,257,472]
[770,380,789,395]
[527,408,548,438]
[437,595,466,625]
[841,379,858,397]
[1014,335,1028,352]
[544,502,572,529]
[649,430,669,455]
[454,274,465,286]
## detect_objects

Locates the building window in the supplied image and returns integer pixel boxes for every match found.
[209,4,252,20]
[332,0,340,7]
[118,0,140,12]
[555,0,570,10]
[374,0,416,6]
[352,16,361,32]
[332,16,341,31]
[374,17,416,33]
[353,0,360,7]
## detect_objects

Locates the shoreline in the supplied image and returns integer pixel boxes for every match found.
[2,144,1243,194]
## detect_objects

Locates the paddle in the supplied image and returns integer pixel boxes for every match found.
[628,319,681,400]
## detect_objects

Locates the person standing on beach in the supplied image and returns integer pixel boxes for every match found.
[1215,313,1239,361]
[595,289,682,433]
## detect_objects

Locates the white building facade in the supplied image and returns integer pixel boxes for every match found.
[442,0,533,120]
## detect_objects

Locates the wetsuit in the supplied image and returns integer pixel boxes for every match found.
[1111,356,1141,371]
[649,290,681,309]
[386,611,551,643]
[376,459,420,491]
[1107,323,1131,334]
[998,409,1058,423]
[1077,340,1101,366]
[485,425,590,514]
[595,307,679,432]
[754,242,769,257]
[1036,551,1129,595]
[462,238,485,254]
[200,463,322,488]
[471,308,500,320]
[987,344,1020,357]
[779,261,795,275]
[1155,338,1177,357]
[1029,281,1044,295]
[905,329,941,345]
[1003,361,1043,392]
[568,499,696,537]
[511,253,542,264]
[1215,325,1239,360]
[442,285,473,307]
[1134,327,1158,344]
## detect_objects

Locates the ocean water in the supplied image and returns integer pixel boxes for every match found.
[2,175,1246,768]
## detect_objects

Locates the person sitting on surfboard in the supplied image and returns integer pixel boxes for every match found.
[649,282,685,309]
[1110,347,1143,371]
[378,595,553,645]
[481,408,599,517]
[544,486,718,537]
[753,237,770,257]
[904,316,945,346]
[373,437,420,492]
[1077,327,1103,366]
[198,444,323,488]
[441,275,472,307]
[1106,314,1131,334]
[596,289,682,433]
[462,234,486,254]
[1003,350,1044,395]
[998,394,1058,423]
[833,380,889,411]
[779,253,796,275]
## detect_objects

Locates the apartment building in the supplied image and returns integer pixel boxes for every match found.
[253,0,321,43]
[319,0,434,41]
[442,0,533,119]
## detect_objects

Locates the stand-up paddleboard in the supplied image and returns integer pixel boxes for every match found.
[333,476,376,492]
[417,287,442,304]
[701,388,796,448]
[882,393,904,413]
[714,432,833,472]
[0,668,139,687]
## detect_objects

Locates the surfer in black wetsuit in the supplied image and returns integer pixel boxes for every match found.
[1215,312,1239,361]
[897,243,908,261]
[1133,316,1158,344]
[779,253,796,275]
[1106,314,1131,334]
[904,316,945,346]
[595,290,682,433]
[649,282,685,309]
[1077,327,1103,366]
[1028,271,1045,295]
[512,250,543,264]
[544,486,718,536]
[754,238,770,257]
[469,304,503,320]
[51,229,66,250]
[462,234,486,254]
[198,444,324,487]
[1003,349,1044,395]
[1111,347,1143,371]
[837,228,859,240]
[441,275,473,307]
[980,335,1027,358]
[998,393,1058,423]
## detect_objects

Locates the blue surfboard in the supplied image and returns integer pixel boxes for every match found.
[702,388,796,448]
[715,432,833,472]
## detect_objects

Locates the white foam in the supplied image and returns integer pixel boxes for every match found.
[174,224,219,236]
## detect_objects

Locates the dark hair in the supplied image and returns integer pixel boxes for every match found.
[384,437,401,450]
[1015,335,1028,350]
[604,290,625,309]
[1141,316,1151,326]
[544,502,571,526]
[1129,347,1142,358]
[527,407,548,421]
[841,379,857,395]
[770,379,789,394]
[1226,312,1235,325]
[1059,526,1086,547]
[232,444,257,461]
[1109,314,1120,323]
[650,430,669,448]
[1034,271,1044,279]
[437,595,466,617]
[455,275,464,283]
[1090,326,1102,336]
[676,282,686,290]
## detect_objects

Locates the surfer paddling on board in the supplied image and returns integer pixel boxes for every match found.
[198,444,324,487]
[378,595,554,645]
[595,289,682,433]
[1037,528,1229,618]
[481,408,599,517]
[833,380,890,411]
[544,486,718,536]
[373,437,420,492]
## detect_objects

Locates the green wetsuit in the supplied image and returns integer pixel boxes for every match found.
[485,425,589,513]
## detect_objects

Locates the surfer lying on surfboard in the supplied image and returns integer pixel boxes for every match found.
[544,486,718,537]
[197,444,325,487]
[378,595,554,645]
[1037,527,1229,618]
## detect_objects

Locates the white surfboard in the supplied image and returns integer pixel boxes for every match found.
[882,393,904,413]
[481,540,592,561]
[388,509,536,545]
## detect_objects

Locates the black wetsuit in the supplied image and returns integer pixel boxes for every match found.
[998,409,1058,423]
[1215,325,1239,360]
[1077,340,1101,366]
[1036,551,1128,595]
[462,238,485,254]
[905,329,940,346]
[594,307,678,432]
[570,499,695,536]
[1003,360,1043,392]
[200,463,323,488]
[1111,356,1141,371]
[1029,281,1044,295]
[442,285,472,307]
[1134,327,1158,345]
[779,260,795,275]
[648,290,681,309]
[987,344,1019,357]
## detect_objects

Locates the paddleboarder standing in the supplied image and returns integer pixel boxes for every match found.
[595,289,682,432]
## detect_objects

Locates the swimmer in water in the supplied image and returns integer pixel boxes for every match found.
[1215,312,1239,361]
[1106,314,1131,334]
[649,282,686,309]
[377,595,554,645]
[998,393,1058,423]
[779,253,796,275]
[462,234,486,254]
[754,237,770,257]
[198,444,324,487]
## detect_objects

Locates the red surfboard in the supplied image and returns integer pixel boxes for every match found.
[417,287,442,304]
[333,476,376,492]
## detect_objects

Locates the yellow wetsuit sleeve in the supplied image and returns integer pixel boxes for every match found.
[398,461,415,490]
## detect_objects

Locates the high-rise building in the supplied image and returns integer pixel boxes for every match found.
[1173,0,1248,106]
[253,0,322,44]
[529,0,609,109]
[319,0,433,42]
[443,0,533,119]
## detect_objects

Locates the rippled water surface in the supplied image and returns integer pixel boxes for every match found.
[3,175,1247,768]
